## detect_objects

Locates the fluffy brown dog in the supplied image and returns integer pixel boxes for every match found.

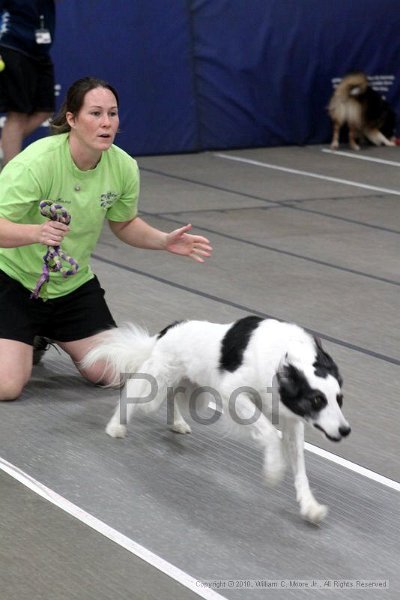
[328,72,396,150]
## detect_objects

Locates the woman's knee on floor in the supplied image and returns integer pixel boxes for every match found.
[0,377,28,401]
[0,339,33,400]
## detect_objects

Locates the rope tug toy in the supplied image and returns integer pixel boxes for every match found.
[30,201,79,300]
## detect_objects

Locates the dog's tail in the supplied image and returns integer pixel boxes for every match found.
[331,72,368,101]
[81,323,157,387]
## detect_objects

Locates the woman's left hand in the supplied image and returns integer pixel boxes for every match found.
[166,224,212,262]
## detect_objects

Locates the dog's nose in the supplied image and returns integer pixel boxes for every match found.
[339,425,351,438]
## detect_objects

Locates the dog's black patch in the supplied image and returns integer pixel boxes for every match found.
[277,364,327,418]
[363,88,396,138]
[157,320,184,340]
[313,337,343,386]
[219,316,263,372]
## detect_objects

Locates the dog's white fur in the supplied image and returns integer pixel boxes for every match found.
[83,318,350,524]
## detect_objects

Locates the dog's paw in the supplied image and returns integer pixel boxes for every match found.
[330,142,339,150]
[170,421,192,434]
[106,422,127,438]
[301,501,328,525]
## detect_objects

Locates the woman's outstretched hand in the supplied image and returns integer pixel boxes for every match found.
[165,224,212,263]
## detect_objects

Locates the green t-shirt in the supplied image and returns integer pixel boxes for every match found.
[0,133,139,298]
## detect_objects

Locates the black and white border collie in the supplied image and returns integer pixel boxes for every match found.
[83,316,351,524]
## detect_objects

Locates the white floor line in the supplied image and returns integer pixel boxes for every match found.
[0,457,226,600]
[322,148,400,167]
[215,152,400,196]
[304,443,400,492]
[207,403,400,492]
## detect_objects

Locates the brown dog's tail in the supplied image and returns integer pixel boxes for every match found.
[332,72,368,100]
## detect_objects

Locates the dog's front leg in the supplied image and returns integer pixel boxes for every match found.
[234,395,285,486]
[281,419,328,524]
[364,129,395,147]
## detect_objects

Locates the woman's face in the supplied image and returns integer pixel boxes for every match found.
[67,87,119,153]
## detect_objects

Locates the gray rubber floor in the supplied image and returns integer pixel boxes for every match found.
[0,144,399,599]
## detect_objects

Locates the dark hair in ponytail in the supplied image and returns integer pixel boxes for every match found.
[50,76,119,134]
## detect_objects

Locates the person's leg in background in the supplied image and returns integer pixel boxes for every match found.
[0,48,55,164]
[1,110,53,164]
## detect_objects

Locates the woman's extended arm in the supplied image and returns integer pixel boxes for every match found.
[108,217,212,262]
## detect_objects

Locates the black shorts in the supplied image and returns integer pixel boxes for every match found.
[0,271,116,345]
[0,47,55,114]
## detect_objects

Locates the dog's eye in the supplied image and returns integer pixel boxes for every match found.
[337,394,343,408]
[312,394,326,410]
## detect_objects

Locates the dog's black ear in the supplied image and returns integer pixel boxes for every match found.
[313,336,343,387]
[277,363,312,417]
[277,363,304,398]
[314,336,323,350]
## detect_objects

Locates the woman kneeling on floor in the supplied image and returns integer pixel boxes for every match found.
[0,76,212,401]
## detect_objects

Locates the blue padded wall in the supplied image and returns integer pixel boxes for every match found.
[26,0,400,154]
[190,0,400,150]
[52,0,198,154]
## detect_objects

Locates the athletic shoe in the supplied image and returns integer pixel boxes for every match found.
[32,336,53,365]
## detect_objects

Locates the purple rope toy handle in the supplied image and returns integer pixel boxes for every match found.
[30,201,79,300]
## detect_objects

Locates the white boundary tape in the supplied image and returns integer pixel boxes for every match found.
[215,152,400,196]
[304,443,400,492]
[322,148,400,167]
[0,456,226,600]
